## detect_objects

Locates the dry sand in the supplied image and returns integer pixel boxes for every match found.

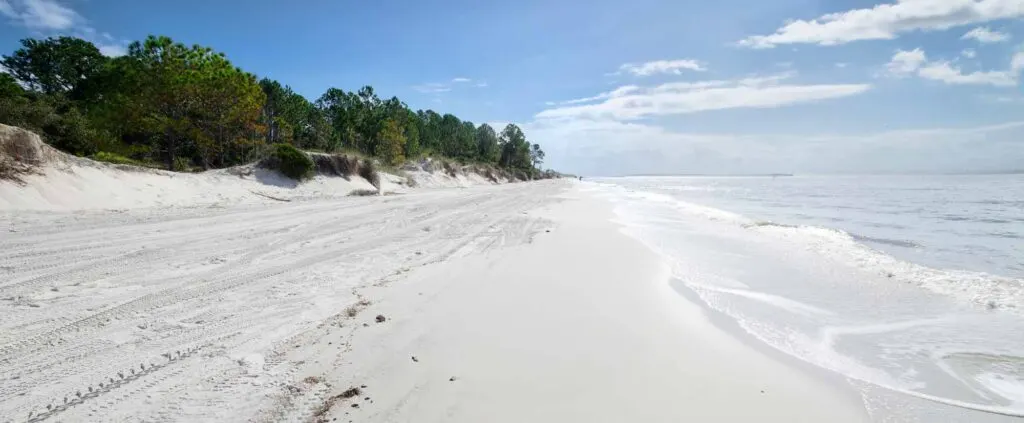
[1,177,870,421]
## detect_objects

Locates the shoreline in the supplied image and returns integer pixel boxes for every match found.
[667,277,872,413]
[315,184,871,422]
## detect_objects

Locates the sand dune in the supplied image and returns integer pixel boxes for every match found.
[0,124,501,211]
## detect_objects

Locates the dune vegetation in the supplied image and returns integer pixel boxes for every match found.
[0,36,551,180]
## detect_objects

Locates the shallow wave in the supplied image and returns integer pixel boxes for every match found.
[596,182,1023,315]
[988,231,1022,239]
[589,179,1024,311]
[849,233,922,249]
[688,283,836,317]
[744,220,799,229]
[937,352,1024,407]
[750,222,1023,314]
[746,222,921,248]
[974,199,1024,207]
[585,180,1024,418]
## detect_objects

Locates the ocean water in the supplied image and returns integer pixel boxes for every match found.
[587,175,1024,422]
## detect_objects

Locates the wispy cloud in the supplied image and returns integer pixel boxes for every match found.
[979,93,1024,103]
[0,0,79,30]
[961,48,976,58]
[412,83,453,94]
[0,0,128,57]
[536,72,868,121]
[558,86,640,105]
[962,27,1010,44]
[886,48,927,76]
[413,77,482,94]
[918,62,1018,86]
[886,48,1023,87]
[738,0,1024,48]
[615,59,706,76]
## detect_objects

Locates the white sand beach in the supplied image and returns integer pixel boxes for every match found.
[4,0,1024,419]
[312,186,870,423]
[0,174,869,421]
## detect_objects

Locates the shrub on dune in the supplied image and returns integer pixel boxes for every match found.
[265,143,314,180]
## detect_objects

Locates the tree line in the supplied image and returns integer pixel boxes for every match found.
[0,35,546,175]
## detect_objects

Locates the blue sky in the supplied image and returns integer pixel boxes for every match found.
[2,0,1024,175]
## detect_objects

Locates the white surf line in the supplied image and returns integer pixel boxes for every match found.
[687,283,836,317]
[750,304,1024,416]
[709,286,1024,417]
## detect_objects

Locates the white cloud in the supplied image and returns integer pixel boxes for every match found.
[962,48,977,58]
[0,0,80,30]
[527,117,1024,176]
[412,83,452,94]
[558,85,640,105]
[413,77,481,93]
[886,48,928,76]
[536,73,869,121]
[738,0,1024,48]
[962,26,1010,43]
[1012,51,1024,72]
[0,1,14,18]
[886,48,1023,86]
[476,82,489,88]
[835,62,849,68]
[97,43,127,57]
[617,59,706,76]
[918,62,1018,86]
[1,0,130,59]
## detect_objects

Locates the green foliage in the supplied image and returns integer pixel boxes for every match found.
[173,156,193,172]
[260,78,331,151]
[0,90,98,156]
[99,36,268,170]
[0,35,551,180]
[92,151,142,166]
[499,124,532,171]
[0,73,23,98]
[475,124,499,163]
[43,105,99,156]
[267,143,314,180]
[376,119,406,166]
[1,37,107,96]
